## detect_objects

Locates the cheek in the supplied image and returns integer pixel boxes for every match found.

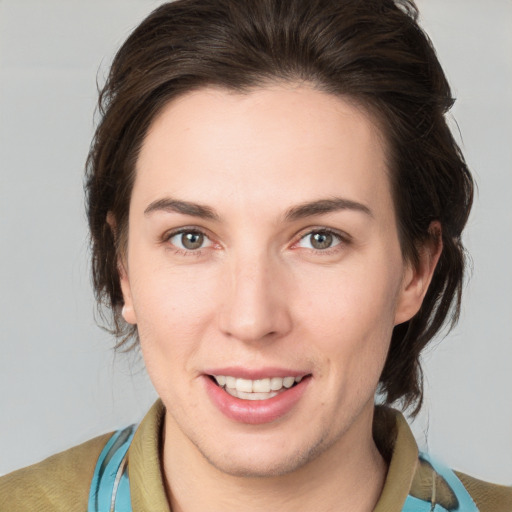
[296,263,400,374]
[299,264,400,331]
[130,266,220,405]
[129,262,219,359]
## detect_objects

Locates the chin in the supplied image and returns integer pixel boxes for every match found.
[193,431,332,478]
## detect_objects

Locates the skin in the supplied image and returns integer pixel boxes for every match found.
[118,85,440,511]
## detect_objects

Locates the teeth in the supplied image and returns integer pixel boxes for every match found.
[283,376,295,388]
[225,388,279,400]
[253,378,271,393]
[236,378,253,393]
[270,377,283,391]
[214,375,226,386]
[212,374,305,397]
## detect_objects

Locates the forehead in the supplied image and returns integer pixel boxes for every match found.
[134,85,392,218]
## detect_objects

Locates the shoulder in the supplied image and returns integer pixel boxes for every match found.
[455,471,512,512]
[410,455,512,512]
[0,432,112,512]
[375,407,512,512]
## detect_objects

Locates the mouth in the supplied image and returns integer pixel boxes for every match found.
[204,371,312,424]
[209,374,307,401]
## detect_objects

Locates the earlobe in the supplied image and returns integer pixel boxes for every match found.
[394,222,443,326]
[118,257,137,325]
[121,303,137,325]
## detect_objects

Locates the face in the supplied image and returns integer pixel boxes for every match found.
[119,85,431,477]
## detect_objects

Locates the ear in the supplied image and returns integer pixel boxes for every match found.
[107,212,137,325]
[394,221,443,326]
[118,261,137,325]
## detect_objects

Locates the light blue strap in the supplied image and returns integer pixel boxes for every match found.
[88,425,136,512]
[402,452,479,512]
[113,464,132,512]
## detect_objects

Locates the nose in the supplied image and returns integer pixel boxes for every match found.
[218,252,292,343]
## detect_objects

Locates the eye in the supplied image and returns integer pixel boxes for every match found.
[167,229,213,251]
[296,230,342,251]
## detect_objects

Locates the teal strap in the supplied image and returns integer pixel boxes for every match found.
[402,452,479,512]
[88,425,136,512]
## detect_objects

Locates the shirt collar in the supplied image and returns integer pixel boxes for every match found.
[128,400,419,511]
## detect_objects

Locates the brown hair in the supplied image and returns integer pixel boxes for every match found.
[85,0,473,415]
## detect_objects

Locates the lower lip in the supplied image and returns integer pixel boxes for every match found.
[204,376,310,425]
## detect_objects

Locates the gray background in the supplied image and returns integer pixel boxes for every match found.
[1,1,511,483]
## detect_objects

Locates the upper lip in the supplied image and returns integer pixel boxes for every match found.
[204,367,310,380]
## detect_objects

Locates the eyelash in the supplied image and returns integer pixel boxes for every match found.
[163,228,214,256]
[294,228,348,255]
[162,227,349,256]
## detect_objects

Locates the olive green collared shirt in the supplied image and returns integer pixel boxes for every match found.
[1,400,511,511]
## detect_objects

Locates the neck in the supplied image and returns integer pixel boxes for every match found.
[161,404,387,512]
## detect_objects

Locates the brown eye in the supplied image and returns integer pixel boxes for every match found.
[168,230,211,251]
[310,232,333,249]
[297,230,341,251]
[181,232,204,249]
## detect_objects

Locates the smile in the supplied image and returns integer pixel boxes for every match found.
[212,375,304,401]
[204,372,311,423]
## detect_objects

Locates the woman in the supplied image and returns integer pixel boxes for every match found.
[1,0,511,510]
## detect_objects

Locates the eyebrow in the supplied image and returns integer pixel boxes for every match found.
[284,197,373,221]
[144,196,372,221]
[144,198,220,220]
